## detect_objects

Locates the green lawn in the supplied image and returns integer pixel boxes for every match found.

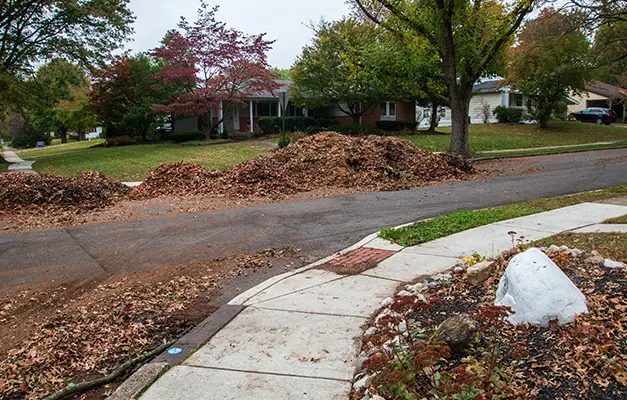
[380,185,627,247]
[400,121,627,154]
[17,140,274,181]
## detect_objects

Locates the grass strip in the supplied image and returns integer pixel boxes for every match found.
[380,185,627,247]
[605,215,627,224]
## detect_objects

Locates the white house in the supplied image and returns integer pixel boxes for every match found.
[419,79,527,128]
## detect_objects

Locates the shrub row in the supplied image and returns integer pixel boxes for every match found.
[11,128,51,149]
[493,106,525,123]
[169,131,206,143]
[375,120,418,131]
[258,117,336,134]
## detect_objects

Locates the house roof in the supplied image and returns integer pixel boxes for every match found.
[473,79,506,93]
[585,81,627,100]
[252,80,291,99]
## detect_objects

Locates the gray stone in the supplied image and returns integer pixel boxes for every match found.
[570,249,584,257]
[433,273,453,281]
[381,297,394,308]
[353,373,375,390]
[364,327,378,337]
[405,282,426,294]
[107,362,169,400]
[397,290,413,297]
[428,281,439,290]
[585,255,605,266]
[603,259,626,269]
[434,314,478,352]
[547,245,561,253]
[559,245,570,253]
[466,261,495,285]
[453,266,465,274]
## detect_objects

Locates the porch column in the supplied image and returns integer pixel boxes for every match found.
[218,101,224,132]
[278,100,282,117]
[249,100,254,133]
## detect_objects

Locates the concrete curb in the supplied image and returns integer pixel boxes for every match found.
[472,145,627,162]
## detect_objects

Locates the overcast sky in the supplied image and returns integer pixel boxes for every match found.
[127,0,350,68]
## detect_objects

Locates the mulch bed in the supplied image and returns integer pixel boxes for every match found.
[0,249,295,400]
[355,248,627,399]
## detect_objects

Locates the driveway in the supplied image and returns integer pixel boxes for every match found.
[1,148,626,291]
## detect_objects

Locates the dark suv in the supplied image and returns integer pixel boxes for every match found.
[572,108,617,125]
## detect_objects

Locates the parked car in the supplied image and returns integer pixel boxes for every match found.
[571,108,617,125]
[155,123,173,133]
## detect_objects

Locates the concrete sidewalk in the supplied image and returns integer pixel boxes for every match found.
[2,146,36,173]
[119,201,627,400]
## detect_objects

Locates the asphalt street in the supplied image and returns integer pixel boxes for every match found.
[1,149,626,291]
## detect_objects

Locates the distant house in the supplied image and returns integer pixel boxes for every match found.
[569,81,627,123]
[419,79,529,127]
[172,80,419,133]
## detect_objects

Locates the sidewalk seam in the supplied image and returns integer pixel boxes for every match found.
[178,364,353,383]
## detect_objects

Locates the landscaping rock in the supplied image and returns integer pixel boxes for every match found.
[434,313,478,352]
[453,266,465,274]
[585,255,605,266]
[466,261,495,285]
[559,245,570,253]
[603,259,626,269]
[495,248,588,327]
[355,352,369,374]
[433,273,452,281]
[405,282,426,294]
[381,297,394,308]
[547,245,561,253]
[364,327,378,337]
[570,249,584,257]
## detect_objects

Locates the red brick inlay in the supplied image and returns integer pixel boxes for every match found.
[320,248,397,275]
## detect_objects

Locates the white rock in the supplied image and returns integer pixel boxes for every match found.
[405,283,426,294]
[570,249,584,257]
[559,245,570,253]
[454,266,465,274]
[364,327,378,337]
[372,396,385,400]
[381,297,394,308]
[495,248,588,327]
[547,245,561,253]
[353,374,369,390]
[603,259,626,269]
[397,290,413,297]
[355,352,369,374]
[433,273,452,281]
[428,281,439,290]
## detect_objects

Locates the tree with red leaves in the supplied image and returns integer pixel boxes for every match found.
[152,2,278,138]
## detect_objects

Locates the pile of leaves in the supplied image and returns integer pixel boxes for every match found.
[0,249,290,400]
[136,132,474,198]
[0,171,130,211]
[354,248,627,400]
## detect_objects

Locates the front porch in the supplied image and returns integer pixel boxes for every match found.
[220,99,307,133]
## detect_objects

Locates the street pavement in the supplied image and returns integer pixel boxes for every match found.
[0,149,626,291]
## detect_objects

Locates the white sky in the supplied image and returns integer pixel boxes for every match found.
[127,0,350,68]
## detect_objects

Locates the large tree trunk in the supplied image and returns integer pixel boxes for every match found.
[449,94,471,158]
[58,126,68,144]
[429,102,439,131]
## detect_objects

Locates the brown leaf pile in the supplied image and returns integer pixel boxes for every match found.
[0,171,130,211]
[136,132,474,198]
[0,249,290,400]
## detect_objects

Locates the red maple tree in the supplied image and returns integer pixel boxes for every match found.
[152,2,278,138]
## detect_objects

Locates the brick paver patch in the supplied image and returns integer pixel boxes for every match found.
[318,248,397,275]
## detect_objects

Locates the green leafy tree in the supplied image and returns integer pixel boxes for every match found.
[91,54,171,141]
[55,85,98,140]
[291,19,398,124]
[0,0,134,112]
[27,59,89,143]
[354,0,535,158]
[271,68,293,80]
[507,8,591,128]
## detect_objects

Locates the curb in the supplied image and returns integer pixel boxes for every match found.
[472,145,627,162]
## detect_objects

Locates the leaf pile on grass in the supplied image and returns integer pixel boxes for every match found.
[136,132,474,198]
[0,249,289,400]
[354,247,627,400]
[0,171,130,212]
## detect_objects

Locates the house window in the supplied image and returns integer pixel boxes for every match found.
[254,101,278,117]
[380,102,397,118]
[509,93,524,108]
[285,103,304,117]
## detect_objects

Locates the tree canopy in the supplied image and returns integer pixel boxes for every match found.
[152,2,277,137]
[354,0,535,158]
[507,8,591,127]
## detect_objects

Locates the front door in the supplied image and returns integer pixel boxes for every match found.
[225,105,240,132]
